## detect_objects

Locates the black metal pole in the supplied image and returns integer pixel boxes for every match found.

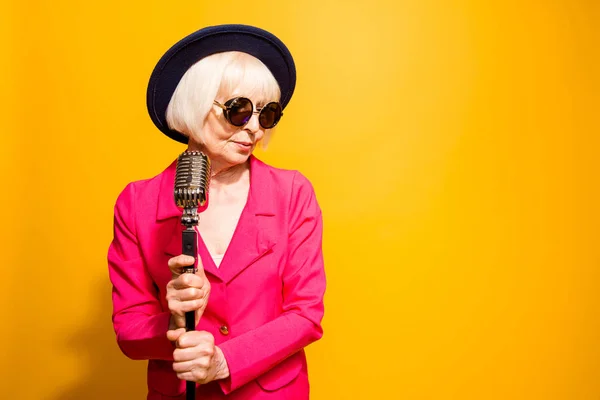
[182,227,197,400]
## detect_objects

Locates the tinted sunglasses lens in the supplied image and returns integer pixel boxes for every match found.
[259,102,282,129]
[228,98,253,126]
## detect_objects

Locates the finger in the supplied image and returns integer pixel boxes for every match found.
[173,345,214,363]
[168,302,205,326]
[172,356,211,373]
[166,327,186,342]
[173,273,206,290]
[170,314,186,329]
[168,295,207,322]
[175,287,205,302]
[176,368,209,384]
[176,330,215,349]
[168,255,196,276]
[177,299,208,314]
[168,301,206,323]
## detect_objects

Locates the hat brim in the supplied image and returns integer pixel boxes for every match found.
[146,24,296,144]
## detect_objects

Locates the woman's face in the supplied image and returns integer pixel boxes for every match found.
[189,91,269,169]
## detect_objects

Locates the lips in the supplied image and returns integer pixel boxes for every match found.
[233,141,252,147]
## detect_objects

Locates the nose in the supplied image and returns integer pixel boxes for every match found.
[243,112,260,133]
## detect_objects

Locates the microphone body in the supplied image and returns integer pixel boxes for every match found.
[173,150,211,400]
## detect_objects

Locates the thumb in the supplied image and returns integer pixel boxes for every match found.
[167,327,186,343]
[168,254,196,278]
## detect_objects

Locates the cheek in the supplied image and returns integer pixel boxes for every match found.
[201,115,236,144]
[255,130,266,142]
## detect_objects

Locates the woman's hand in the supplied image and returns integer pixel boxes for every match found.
[166,255,211,330]
[166,329,230,383]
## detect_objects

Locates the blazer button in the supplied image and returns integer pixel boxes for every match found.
[219,325,229,336]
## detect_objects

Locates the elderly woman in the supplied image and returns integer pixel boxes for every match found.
[107,25,326,399]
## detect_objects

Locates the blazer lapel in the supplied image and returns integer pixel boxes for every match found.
[218,208,277,284]
[219,156,278,284]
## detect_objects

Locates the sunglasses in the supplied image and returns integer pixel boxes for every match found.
[213,97,282,129]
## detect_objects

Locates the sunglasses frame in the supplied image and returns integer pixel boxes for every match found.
[213,97,283,129]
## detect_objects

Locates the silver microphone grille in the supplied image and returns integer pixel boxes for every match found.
[174,151,211,210]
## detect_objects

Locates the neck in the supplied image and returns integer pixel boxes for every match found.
[185,142,250,187]
[210,159,249,188]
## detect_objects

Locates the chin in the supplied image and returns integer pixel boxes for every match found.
[224,150,252,166]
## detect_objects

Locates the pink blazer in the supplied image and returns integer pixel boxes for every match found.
[108,155,325,399]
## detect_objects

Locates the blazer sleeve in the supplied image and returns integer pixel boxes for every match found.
[107,182,175,360]
[218,172,326,393]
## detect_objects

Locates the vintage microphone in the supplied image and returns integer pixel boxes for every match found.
[173,150,211,400]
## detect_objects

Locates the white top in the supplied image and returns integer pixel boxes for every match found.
[212,254,225,268]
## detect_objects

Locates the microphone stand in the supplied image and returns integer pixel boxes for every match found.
[174,150,210,400]
[181,207,199,400]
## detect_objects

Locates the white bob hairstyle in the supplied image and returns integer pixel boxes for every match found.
[166,51,281,147]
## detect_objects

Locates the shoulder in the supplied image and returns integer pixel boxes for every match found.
[113,160,175,210]
[252,156,314,189]
[251,156,319,216]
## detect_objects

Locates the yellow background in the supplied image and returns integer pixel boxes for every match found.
[1,0,599,399]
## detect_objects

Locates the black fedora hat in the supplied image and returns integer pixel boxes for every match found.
[146,24,296,144]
